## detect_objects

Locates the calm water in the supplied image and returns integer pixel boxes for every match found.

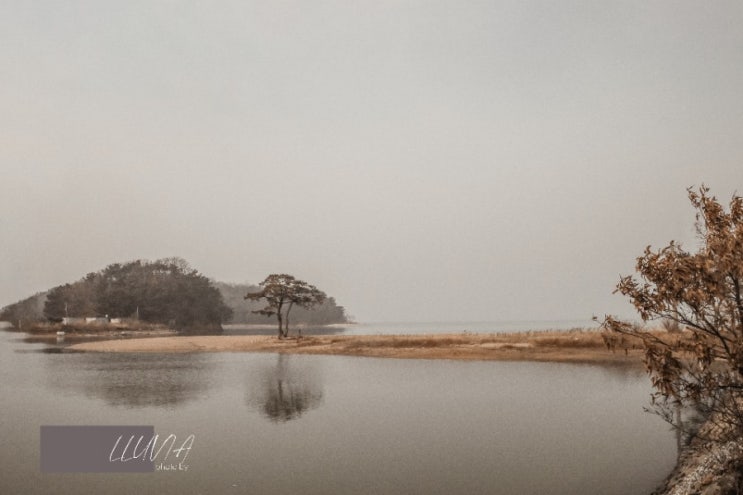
[0,325,676,494]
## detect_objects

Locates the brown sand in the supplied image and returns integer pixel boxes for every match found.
[68,331,646,366]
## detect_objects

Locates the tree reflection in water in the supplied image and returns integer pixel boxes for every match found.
[245,354,323,422]
[44,352,216,408]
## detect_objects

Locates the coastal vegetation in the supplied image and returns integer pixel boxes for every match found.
[1,258,232,333]
[603,186,743,493]
[216,281,348,326]
[0,262,349,334]
[0,291,46,329]
[244,274,327,338]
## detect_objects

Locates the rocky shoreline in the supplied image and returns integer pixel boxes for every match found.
[653,437,742,494]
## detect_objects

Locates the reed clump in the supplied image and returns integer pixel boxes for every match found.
[324,328,617,351]
[343,336,463,349]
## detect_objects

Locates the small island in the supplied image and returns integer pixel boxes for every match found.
[0,257,350,341]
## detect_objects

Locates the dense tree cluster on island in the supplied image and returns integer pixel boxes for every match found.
[1,258,231,331]
[1,259,349,333]
[52,257,231,329]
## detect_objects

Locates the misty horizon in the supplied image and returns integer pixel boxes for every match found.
[2,1,742,323]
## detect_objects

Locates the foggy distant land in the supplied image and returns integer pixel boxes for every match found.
[0,258,349,330]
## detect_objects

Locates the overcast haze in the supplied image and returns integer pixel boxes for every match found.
[2,1,742,323]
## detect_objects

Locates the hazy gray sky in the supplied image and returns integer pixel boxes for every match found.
[2,1,742,322]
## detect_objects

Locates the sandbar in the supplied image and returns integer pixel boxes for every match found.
[68,331,645,366]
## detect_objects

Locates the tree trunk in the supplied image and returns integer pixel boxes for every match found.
[276,305,284,339]
[285,302,294,338]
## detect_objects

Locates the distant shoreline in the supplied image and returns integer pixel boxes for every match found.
[222,322,354,330]
[68,330,646,366]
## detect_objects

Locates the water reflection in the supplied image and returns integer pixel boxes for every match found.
[43,353,217,408]
[245,354,324,422]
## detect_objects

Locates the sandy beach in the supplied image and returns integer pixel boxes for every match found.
[68,330,646,365]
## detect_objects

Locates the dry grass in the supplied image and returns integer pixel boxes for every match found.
[342,336,462,348]
[327,330,605,351]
